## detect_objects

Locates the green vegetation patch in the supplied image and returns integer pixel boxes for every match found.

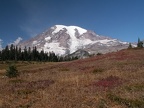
[97,99,108,108]
[17,89,35,95]
[107,93,144,108]
[92,68,104,74]
[59,68,70,71]
[9,79,27,84]
[17,104,32,108]
[17,100,37,108]
[125,84,144,92]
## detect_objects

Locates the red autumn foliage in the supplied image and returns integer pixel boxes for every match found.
[90,76,123,90]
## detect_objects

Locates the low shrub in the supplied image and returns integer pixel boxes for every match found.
[97,53,103,56]
[17,89,34,95]
[6,65,19,78]
[93,68,104,74]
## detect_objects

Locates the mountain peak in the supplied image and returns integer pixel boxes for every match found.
[18,25,129,56]
[52,25,87,35]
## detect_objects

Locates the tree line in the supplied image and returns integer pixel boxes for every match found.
[128,38,143,49]
[0,44,78,62]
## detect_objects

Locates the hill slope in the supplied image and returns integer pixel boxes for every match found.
[0,48,144,107]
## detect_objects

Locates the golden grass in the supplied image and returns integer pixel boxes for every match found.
[0,49,144,107]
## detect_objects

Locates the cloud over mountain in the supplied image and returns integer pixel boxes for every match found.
[14,37,23,45]
[9,37,23,46]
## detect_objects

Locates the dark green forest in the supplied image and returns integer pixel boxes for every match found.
[0,44,77,62]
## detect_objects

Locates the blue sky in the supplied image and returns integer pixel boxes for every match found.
[0,0,144,47]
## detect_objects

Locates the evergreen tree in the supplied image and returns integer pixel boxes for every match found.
[2,45,9,60]
[32,46,39,61]
[40,49,45,61]
[28,47,32,61]
[24,46,28,61]
[44,53,49,61]
[15,46,18,61]
[138,38,140,44]
[9,44,15,60]
[18,47,22,60]
[128,43,132,49]
[49,52,58,62]
[137,38,143,48]
[6,65,19,78]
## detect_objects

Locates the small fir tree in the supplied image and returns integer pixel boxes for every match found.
[137,38,143,48]
[6,65,19,78]
[128,43,132,49]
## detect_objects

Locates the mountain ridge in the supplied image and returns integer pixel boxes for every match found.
[18,25,130,55]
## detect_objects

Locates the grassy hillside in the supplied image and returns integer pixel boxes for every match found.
[0,48,144,108]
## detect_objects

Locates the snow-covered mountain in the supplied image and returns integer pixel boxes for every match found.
[18,25,130,55]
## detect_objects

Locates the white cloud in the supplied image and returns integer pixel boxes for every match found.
[0,39,3,50]
[9,37,23,46]
[14,37,23,45]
